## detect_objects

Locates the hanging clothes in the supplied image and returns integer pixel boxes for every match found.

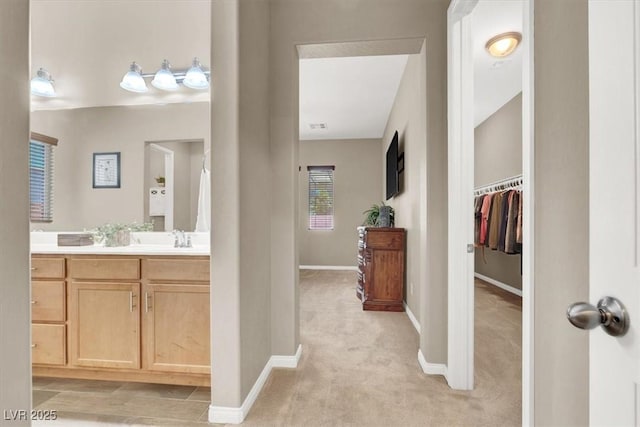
[516,191,523,244]
[480,193,492,245]
[474,195,484,245]
[505,191,520,254]
[473,183,522,255]
[487,192,503,250]
[497,190,511,252]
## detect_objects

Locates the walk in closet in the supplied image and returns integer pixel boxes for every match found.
[474,175,522,293]
[474,94,523,296]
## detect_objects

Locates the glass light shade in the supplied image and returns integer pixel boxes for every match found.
[31,68,56,97]
[120,62,148,93]
[183,58,209,90]
[151,60,178,91]
[485,32,522,58]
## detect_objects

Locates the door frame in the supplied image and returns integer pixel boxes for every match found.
[148,143,175,231]
[446,0,535,424]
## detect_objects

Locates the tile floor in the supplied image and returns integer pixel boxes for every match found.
[32,378,210,426]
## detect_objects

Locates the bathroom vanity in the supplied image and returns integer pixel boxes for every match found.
[30,234,211,386]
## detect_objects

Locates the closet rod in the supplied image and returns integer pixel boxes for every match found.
[474,174,523,196]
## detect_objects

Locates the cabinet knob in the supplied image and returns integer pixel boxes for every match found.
[31,300,36,305]
[31,344,37,348]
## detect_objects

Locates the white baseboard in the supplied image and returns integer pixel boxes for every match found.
[299,265,358,271]
[474,273,523,297]
[209,345,303,424]
[418,349,448,380]
[271,344,303,368]
[403,301,421,334]
[208,359,271,424]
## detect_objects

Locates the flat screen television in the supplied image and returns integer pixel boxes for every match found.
[386,131,399,200]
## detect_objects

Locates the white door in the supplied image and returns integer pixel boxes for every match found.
[586,1,640,424]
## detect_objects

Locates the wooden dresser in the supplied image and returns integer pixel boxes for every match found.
[356,227,406,311]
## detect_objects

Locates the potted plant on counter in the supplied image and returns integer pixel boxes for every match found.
[362,202,395,228]
[92,222,153,247]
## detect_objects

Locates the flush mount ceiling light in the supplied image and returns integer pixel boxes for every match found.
[485,32,522,58]
[151,59,178,91]
[182,57,210,90]
[120,57,210,93]
[119,62,149,93]
[31,68,56,97]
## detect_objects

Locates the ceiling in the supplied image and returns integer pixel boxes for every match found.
[30,0,211,112]
[31,0,522,132]
[472,0,524,126]
[299,55,409,141]
[299,0,523,139]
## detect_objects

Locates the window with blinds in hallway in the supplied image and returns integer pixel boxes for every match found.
[30,133,57,223]
[308,166,334,230]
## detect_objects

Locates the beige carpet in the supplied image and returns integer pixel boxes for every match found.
[242,271,522,426]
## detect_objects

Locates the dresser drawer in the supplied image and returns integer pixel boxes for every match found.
[32,324,66,366]
[31,257,65,279]
[69,258,140,280]
[365,230,405,250]
[142,258,210,282]
[32,281,65,322]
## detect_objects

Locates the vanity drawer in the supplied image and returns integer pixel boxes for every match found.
[142,258,210,282]
[32,324,66,366]
[69,258,140,280]
[32,281,65,322]
[31,257,65,279]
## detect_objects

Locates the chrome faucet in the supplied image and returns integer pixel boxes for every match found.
[173,230,192,248]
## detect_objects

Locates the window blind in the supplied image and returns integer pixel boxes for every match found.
[308,166,334,230]
[29,140,54,222]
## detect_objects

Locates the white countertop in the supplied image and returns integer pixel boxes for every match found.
[30,244,210,256]
[30,232,210,256]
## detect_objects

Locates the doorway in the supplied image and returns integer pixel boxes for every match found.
[447,0,533,423]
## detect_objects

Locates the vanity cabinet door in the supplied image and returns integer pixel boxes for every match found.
[68,281,140,369]
[142,283,210,374]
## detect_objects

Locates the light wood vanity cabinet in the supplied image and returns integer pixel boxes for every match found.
[141,258,210,375]
[31,256,66,366]
[32,254,211,386]
[68,281,141,369]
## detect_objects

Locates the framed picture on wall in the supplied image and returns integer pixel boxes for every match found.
[93,152,121,188]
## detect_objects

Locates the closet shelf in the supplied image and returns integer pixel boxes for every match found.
[474,174,522,196]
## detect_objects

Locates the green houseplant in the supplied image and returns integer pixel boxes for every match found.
[92,222,153,247]
[362,202,395,227]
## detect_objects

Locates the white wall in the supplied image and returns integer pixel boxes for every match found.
[382,53,427,319]
[299,139,382,267]
[0,0,31,425]
[30,102,210,231]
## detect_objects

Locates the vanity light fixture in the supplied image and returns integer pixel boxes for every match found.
[182,58,210,90]
[30,68,56,97]
[485,31,522,58]
[151,59,178,91]
[119,62,149,93]
[119,57,210,93]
